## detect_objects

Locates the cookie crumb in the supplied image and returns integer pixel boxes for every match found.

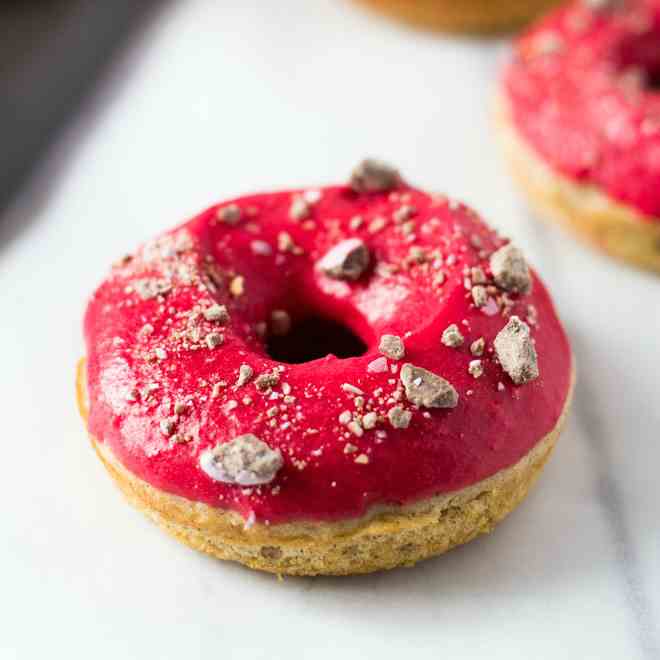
[362,411,378,430]
[470,337,485,356]
[490,244,532,295]
[388,406,412,429]
[317,238,370,281]
[441,324,464,348]
[471,285,488,308]
[236,364,254,387]
[203,304,229,323]
[468,360,484,378]
[199,434,282,485]
[255,370,280,391]
[229,275,245,297]
[205,332,224,349]
[400,363,458,409]
[217,204,242,225]
[494,316,539,385]
[379,334,405,360]
[350,159,400,193]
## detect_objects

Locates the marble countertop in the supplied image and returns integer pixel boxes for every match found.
[1,1,659,658]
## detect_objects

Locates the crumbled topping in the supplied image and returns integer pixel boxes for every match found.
[236,364,254,387]
[470,337,485,357]
[471,266,486,284]
[203,304,229,323]
[379,334,405,360]
[199,434,282,486]
[289,195,311,221]
[270,309,291,336]
[362,411,378,430]
[441,324,464,348]
[471,285,488,308]
[251,240,272,256]
[339,410,352,425]
[205,332,224,349]
[468,360,484,379]
[388,406,412,429]
[341,383,364,395]
[133,278,171,300]
[350,159,400,193]
[494,316,539,385]
[255,370,280,392]
[367,357,388,373]
[368,216,386,234]
[317,238,370,281]
[354,454,369,465]
[400,363,458,409]
[344,443,358,454]
[490,244,532,295]
[348,420,364,437]
[394,205,416,223]
[217,204,242,225]
[229,275,245,297]
[174,401,189,415]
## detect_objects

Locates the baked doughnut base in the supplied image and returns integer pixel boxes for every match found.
[495,99,660,274]
[354,0,559,34]
[77,359,573,576]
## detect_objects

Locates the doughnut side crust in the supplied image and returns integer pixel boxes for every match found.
[78,359,573,576]
[495,98,660,274]
[354,0,559,34]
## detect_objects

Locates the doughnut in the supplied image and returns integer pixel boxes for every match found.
[78,160,574,576]
[498,0,660,273]
[354,0,560,33]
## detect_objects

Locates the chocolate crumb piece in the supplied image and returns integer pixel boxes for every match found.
[490,244,532,295]
[205,332,224,349]
[471,285,488,308]
[199,434,282,486]
[388,406,412,429]
[236,364,254,387]
[133,278,171,300]
[350,158,400,193]
[362,411,378,430]
[379,334,405,360]
[255,370,280,392]
[203,304,229,323]
[470,337,485,357]
[229,275,245,297]
[468,360,484,379]
[289,195,311,221]
[354,454,369,465]
[441,324,464,348]
[400,363,458,409]
[317,238,370,281]
[270,309,291,336]
[494,316,539,385]
[217,204,242,225]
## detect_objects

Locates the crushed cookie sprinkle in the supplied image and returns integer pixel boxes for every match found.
[441,324,464,348]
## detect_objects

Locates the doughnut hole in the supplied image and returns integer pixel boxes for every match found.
[266,312,368,364]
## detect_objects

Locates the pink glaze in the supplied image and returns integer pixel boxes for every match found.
[503,0,660,220]
[83,182,572,524]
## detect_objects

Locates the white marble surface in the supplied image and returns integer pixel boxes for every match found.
[1,1,659,658]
